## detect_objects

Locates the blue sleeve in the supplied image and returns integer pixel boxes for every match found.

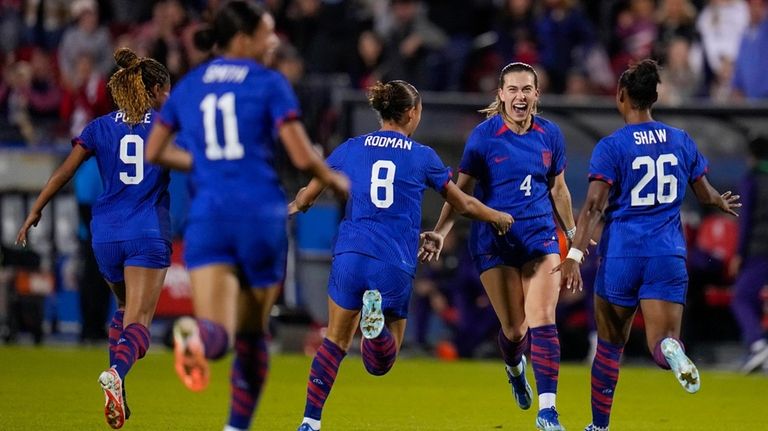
[588,138,618,185]
[423,147,453,193]
[73,120,98,153]
[267,73,301,130]
[158,86,181,131]
[458,128,484,178]
[548,123,567,176]
[685,133,709,183]
[325,142,348,171]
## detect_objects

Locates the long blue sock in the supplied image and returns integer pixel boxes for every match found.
[227,333,269,429]
[498,329,529,367]
[361,326,397,376]
[197,318,229,360]
[112,323,150,380]
[530,325,560,399]
[591,338,624,428]
[304,338,347,420]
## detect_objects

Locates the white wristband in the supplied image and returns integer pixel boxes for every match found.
[566,247,584,263]
[565,226,577,240]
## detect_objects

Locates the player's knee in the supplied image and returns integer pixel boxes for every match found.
[500,325,527,342]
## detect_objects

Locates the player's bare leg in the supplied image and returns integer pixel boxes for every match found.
[481,266,533,410]
[641,299,699,393]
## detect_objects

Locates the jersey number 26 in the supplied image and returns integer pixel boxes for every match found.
[630,153,678,206]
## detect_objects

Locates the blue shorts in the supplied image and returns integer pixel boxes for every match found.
[93,238,171,284]
[184,219,287,287]
[328,252,413,319]
[595,256,688,308]
[471,215,560,274]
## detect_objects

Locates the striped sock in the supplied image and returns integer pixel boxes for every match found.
[227,333,269,430]
[498,329,529,368]
[591,338,624,428]
[113,323,150,380]
[198,318,229,360]
[530,324,560,407]
[361,326,397,376]
[304,338,347,421]
[108,309,125,366]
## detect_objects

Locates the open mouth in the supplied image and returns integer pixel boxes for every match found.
[512,103,528,115]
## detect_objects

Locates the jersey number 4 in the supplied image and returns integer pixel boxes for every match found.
[200,92,245,160]
[370,160,396,208]
[630,154,678,206]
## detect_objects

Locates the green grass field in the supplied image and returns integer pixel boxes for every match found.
[0,345,764,430]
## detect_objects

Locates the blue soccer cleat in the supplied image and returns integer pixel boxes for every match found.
[661,338,700,394]
[584,424,608,431]
[505,355,533,410]
[360,290,385,339]
[536,406,565,431]
[298,423,319,431]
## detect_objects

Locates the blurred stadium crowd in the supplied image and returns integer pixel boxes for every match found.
[1,0,766,368]
[2,0,768,146]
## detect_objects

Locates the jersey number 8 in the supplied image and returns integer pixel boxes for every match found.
[370,160,396,208]
[630,153,678,206]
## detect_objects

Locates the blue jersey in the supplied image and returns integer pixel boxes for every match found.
[459,114,566,219]
[158,57,300,222]
[74,110,171,243]
[327,130,452,275]
[589,121,709,257]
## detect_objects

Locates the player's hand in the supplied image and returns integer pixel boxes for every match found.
[287,201,300,216]
[328,171,350,201]
[492,211,513,236]
[551,257,583,292]
[16,212,41,247]
[717,191,741,216]
[418,231,444,262]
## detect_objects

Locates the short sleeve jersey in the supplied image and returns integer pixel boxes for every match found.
[589,121,709,257]
[459,114,566,218]
[158,57,300,221]
[74,110,170,243]
[328,130,452,275]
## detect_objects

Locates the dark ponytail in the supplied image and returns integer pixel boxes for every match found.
[367,80,421,125]
[193,0,265,52]
[619,59,661,110]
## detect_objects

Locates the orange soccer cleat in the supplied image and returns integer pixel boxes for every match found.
[172,317,210,392]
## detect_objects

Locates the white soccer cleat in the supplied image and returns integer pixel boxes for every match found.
[661,338,700,394]
[360,290,385,339]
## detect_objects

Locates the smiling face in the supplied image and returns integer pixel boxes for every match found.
[498,70,539,124]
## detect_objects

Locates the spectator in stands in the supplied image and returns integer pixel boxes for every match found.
[655,0,699,62]
[730,135,768,373]
[696,0,749,93]
[377,0,447,90]
[659,37,702,105]
[132,0,190,82]
[0,60,34,143]
[732,0,768,101]
[493,0,539,66]
[351,29,390,89]
[58,0,113,89]
[25,48,61,133]
[536,0,597,94]
[0,0,23,54]
[22,0,69,50]
[612,0,658,74]
[59,52,110,137]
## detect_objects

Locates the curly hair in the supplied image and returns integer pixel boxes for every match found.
[107,48,170,124]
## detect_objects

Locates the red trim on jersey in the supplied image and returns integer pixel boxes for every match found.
[156,115,176,130]
[588,174,613,185]
[441,169,454,190]
[531,122,546,133]
[71,137,93,153]
[275,110,301,128]
[495,123,509,136]
[690,167,709,183]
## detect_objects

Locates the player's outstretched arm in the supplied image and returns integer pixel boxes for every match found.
[146,122,192,171]
[691,175,741,217]
[288,178,326,215]
[16,145,90,247]
[552,179,610,292]
[419,173,478,263]
[442,181,512,234]
[279,121,349,200]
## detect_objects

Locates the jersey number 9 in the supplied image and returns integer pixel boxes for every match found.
[630,153,678,206]
[119,134,144,185]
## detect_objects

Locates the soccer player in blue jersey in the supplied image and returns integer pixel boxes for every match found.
[16,48,171,429]
[289,80,513,431]
[553,59,741,431]
[420,62,576,431]
[144,2,348,431]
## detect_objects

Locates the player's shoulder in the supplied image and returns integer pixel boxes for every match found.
[84,110,121,131]
[468,114,504,146]
[531,115,562,134]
